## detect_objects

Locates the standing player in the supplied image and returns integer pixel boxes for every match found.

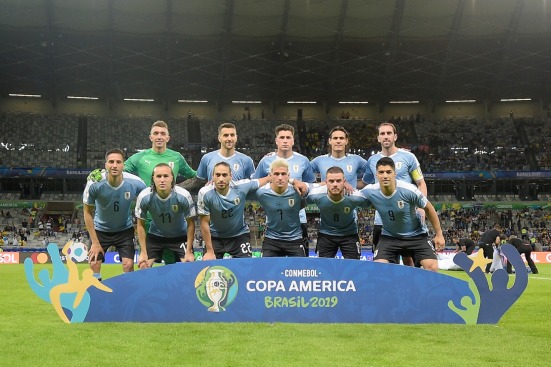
[253,124,315,254]
[310,126,367,191]
[306,167,370,259]
[181,122,255,190]
[124,120,197,265]
[135,163,214,268]
[83,149,147,280]
[197,162,271,259]
[125,120,197,185]
[361,157,444,271]
[363,122,427,266]
[248,159,306,257]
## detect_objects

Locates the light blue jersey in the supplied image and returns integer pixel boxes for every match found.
[360,180,429,238]
[306,185,370,236]
[363,149,424,225]
[310,154,367,189]
[196,150,255,181]
[253,152,315,182]
[253,152,315,223]
[248,184,303,241]
[83,172,146,232]
[197,179,259,238]
[135,186,196,238]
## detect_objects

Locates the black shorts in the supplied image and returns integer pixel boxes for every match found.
[95,227,135,261]
[262,237,306,257]
[211,233,252,259]
[374,234,436,263]
[372,225,382,248]
[316,232,360,259]
[146,233,188,260]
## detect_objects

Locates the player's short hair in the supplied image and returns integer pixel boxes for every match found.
[326,166,344,176]
[212,161,232,176]
[151,163,175,190]
[218,122,236,134]
[275,124,295,136]
[376,157,395,170]
[377,122,397,134]
[270,158,289,173]
[150,120,169,134]
[105,148,125,161]
[327,126,349,154]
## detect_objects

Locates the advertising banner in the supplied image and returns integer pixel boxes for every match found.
[25,243,528,324]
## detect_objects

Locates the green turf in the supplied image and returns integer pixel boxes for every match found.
[2,263,551,366]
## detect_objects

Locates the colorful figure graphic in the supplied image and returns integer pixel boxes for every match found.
[449,244,528,324]
[25,241,112,323]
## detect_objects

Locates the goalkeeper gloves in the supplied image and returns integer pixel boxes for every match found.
[87,168,105,182]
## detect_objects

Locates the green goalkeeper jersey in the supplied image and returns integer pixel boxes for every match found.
[124,148,196,185]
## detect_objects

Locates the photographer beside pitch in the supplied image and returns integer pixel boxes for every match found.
[360,157,444,271]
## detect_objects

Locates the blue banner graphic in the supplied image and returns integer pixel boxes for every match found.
[25,243,528,324]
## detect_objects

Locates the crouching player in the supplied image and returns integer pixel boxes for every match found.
[361,157,445,271]
[135,163,215,267]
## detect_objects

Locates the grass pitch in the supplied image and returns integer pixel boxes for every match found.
[2,263,551,367]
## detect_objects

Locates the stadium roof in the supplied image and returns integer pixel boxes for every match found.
[1,0,550,106]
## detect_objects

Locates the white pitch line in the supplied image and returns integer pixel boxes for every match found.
[528,276,551,281]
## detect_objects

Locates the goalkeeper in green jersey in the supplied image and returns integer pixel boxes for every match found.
[88,120,197,264]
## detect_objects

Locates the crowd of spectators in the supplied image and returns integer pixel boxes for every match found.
[523,118,551,170]
[2,112,551,253]
[411,117,531,172]
[1,111,547,172]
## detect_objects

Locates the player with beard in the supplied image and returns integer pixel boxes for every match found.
[180,122,255,190]
[361,157,444,271]
[310,126,367,191]
[197,162,271,259]
[83,149,147,280]
[362,122,427,266]
[306,166,370,259]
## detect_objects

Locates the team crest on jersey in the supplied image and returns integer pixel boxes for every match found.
[288,199,295,207]
[172,205,179,213]
[293,165,299,173]
[397,200,405,209]
[346,165,353,173]
[395,162,402,170]
[124,192,131,200]
[344,207,351,214]
[168,161,175,169]
[233,163,240,172]
[234,198,240,205]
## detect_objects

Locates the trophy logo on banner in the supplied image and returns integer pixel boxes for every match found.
[195,266,238,312]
